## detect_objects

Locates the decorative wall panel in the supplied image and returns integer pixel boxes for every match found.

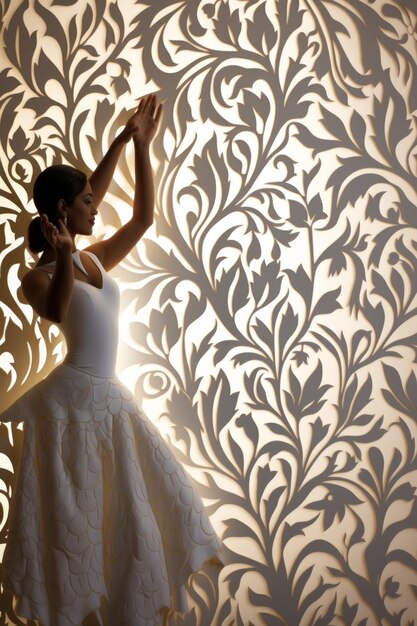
[1,1,417,624]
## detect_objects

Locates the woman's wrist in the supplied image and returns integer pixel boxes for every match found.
[55,244,74,258]
[110,134,127,151]
[133,139,150,152]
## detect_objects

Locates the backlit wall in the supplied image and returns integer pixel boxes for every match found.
[1,1,417,624]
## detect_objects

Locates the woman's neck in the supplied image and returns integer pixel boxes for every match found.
[37,242,77,264]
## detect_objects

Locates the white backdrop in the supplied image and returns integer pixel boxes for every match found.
[1,1,417,624]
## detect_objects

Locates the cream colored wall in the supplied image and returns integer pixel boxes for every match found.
[1,1,417,624]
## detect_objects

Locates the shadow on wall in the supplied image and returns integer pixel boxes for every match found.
[1,0,417,624]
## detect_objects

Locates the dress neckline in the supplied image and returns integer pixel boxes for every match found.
[39,250,88,276]
[72,250,88,276]
[37,250,104,290]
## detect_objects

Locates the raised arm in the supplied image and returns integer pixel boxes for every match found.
[86,94,162,271]
[88,107,140,207]
[22,216,74,324]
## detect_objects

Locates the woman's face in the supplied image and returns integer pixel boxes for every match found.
[65,182,97,235]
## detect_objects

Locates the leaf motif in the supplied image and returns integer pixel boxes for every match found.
[308,193,326,222]
[236,413,259,450]
[260,613,287,626]
[213,340,240,366]
[341,417,386,448]
[359,468,378,495]
[385,575,401,598]
[254,319,273,350]
[264,485,286,523]
[298,576,339,617]
[310,416,330,450]
[231,267,250,315]
[202,372,239,435]
[293,565,314,603]
[225,567,254,596]
[77,58,97,81]
[382,364,409,411]
[372,270,398,315]
[327,566,345,578]
[217,598,232,626]
[35,48,63,93]
[288,201,308,227]
[223,518,261,544]
[247,3,277,52]
[300,362,331,416]
[313,594,337,625]
[320,105,353,145]
[213,3,236,45]
[361,294,385,337]
[342,596,358,625]
[350,330,371,364]
[257,464,277,503]
[266,422,290,438]
[353,414,373,426]
[166,388,200,432]
[281,515,319,548]
[109,1,124,32]
[81,3,93,35]
[387,482,415,505]
[348,510,365,549]
[350,375,372,419]
[285,265,313,304]
[247,234,262,263]
[312,288,342,317]
[248,588,274,609]
[279,303,298,352]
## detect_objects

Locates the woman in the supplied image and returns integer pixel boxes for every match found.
[0,94,222,626]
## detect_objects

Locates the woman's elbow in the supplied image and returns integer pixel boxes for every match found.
[43,302,68,324]
[142,219,153,231]
[134,218,153,234]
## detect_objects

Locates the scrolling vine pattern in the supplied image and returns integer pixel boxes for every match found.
[1,1,417,625]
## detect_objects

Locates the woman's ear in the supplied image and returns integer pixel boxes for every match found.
[56,198,67,222]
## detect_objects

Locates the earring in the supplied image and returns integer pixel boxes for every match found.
[64,217,67,226]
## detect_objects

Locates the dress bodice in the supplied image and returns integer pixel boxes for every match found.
[40,250,120,377]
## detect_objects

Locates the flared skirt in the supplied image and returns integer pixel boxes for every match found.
[0,364,222,626]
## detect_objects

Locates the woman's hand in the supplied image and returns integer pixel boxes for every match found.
[131,94,162,145]
[85,95,162,270]
[40,214,73,252]
[115,94,163,146]
[117,94,162,147]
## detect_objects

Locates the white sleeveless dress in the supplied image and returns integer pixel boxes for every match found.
[0,251,222,626]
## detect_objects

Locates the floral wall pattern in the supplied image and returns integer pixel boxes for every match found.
[1,0,417,624]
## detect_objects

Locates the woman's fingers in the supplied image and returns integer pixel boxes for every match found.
[136,97,145,113]
[148,94,157,117]
[142,93,156,114]
[40,214,59,245]
[154,103,163,123]
[46,224,58,244]
[56,218,66,233]
[134,94,160,120]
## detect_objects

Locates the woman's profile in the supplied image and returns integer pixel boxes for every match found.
[0,94,223,626]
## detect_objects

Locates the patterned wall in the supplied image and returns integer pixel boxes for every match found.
[1,0,417,624]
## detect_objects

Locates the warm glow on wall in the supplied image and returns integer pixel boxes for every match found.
[1,1,417,624]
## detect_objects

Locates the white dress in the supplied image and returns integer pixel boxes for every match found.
[0,250,222,626]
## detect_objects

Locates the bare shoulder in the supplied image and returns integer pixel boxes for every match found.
[21,267,51,301]
[83,242,106,264]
